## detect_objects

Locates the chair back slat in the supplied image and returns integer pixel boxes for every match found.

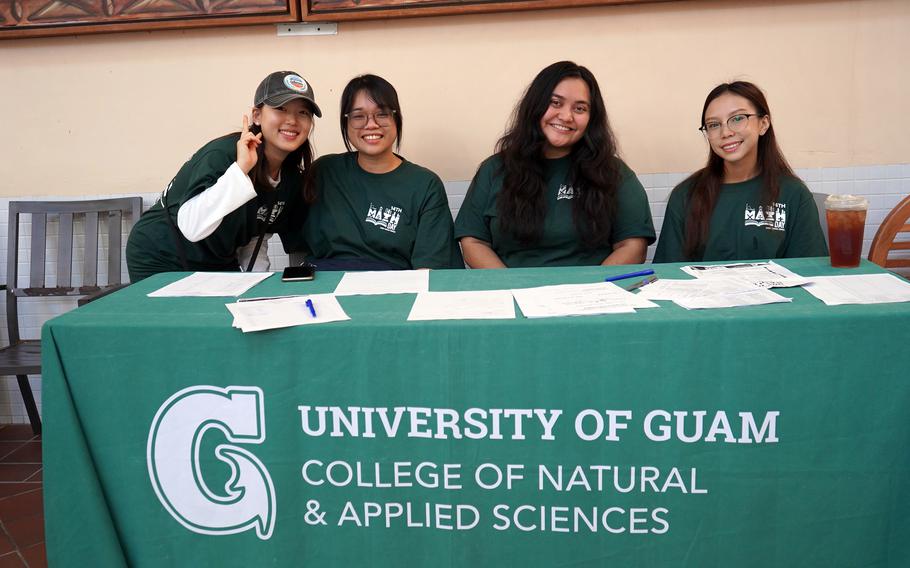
[57,213,74,288]
[29,214,47,288]
[107,210,123,286]
[7,204,20,292]
[869,194,910,275]
[83,211,99,287]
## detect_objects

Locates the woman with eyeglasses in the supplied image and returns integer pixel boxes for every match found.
[300,74,463,270]
[126,71,318,282]
[455,61,655,268]
[653,81,827,262]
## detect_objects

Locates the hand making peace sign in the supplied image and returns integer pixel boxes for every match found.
[236,114,262,174]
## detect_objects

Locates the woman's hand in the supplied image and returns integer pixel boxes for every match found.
[236,115,262,174]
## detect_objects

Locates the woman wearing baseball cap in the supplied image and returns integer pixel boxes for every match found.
[126,70,321,281]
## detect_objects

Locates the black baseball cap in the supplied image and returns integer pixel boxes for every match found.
[254,71,322,118]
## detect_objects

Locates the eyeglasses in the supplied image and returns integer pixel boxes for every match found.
[699,114,758,137]
[345,110,397,129]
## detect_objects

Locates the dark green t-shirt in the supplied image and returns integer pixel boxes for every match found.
[301,152,463,270]
[454,155,655,267]
[653,174,828,263]
[126,134,307,281]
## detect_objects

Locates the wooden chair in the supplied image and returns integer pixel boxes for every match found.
[0,197,143,434]
[868,194,910,276]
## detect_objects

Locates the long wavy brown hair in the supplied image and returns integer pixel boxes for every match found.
[496,61,622,247]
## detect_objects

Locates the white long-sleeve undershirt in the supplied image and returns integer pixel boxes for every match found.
[176,161,281,271]
[176,162,257,242]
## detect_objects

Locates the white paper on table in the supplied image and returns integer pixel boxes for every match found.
[680,261,808,288]
[334,270,430,296]
[148,271,272,297]
[225,294,349,332]
[637,278,758,301]
[803,273,910,306]
[674,286,792,310]
[511,282,655,318]
[407,290,515,321]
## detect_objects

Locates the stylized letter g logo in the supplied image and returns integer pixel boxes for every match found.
[147,386,276,539]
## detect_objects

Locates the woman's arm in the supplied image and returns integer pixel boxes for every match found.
[601,237,648,265]
[460,237,507,269]
[176,115,263,242]
[177,163,256,242]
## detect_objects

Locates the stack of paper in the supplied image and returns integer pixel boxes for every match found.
[803,273,910,306]
[511,282,657,318]
[148,272,273,297]
[226,294,350,332]
[681,261,808,288]
[638,277,791,310]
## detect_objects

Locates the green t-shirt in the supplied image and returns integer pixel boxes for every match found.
[653,174,828,263]
[454,155,656,267]
[301,152,463,270]
[126,134,307,281]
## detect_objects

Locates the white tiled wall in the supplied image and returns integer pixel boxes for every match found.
[2,164,908,424]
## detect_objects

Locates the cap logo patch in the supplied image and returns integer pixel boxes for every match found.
[284,75,308,93]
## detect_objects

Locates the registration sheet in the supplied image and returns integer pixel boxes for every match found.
[681,261,808,288]
[334,270,430,296]
[147,271,272,297]
[407,290,516,321]
[226,294,349,332]
[511,282,657,318]
[638,277,791,309]
[803,273,910,305]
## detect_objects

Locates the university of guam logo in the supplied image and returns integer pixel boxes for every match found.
[147,386,276,540]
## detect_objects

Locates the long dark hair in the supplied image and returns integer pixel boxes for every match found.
[249,106,316,203]
[683,81,795,259]
[496,61,621,246]
[339,74,403,151]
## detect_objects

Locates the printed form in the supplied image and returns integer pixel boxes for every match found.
[803,273,910,305]
[226,294,350,332]
[147,272,273,297]
[511,282,657,318]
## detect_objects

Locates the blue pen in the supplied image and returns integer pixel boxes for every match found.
[604,269,655,283]
[305,298,317,318]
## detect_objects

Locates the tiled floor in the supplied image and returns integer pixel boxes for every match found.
[0,425,45,568]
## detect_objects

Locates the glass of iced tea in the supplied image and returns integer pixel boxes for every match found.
[824,194,868,268]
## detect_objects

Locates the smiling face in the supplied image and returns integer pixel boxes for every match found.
[345,90,398,160]
[252,98,313,164]
[703,92,770,175]
[539,77,591,159]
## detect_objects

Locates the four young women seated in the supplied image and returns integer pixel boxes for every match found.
[125,64,827,281]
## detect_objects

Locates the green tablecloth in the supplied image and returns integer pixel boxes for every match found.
[42,258,910,566]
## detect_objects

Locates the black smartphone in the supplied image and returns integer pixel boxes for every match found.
[281,264,316,282]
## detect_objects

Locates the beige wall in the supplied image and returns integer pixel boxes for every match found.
[0,0,907,197]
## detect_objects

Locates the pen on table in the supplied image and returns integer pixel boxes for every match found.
[625,275,658,292]
[305,298,317,318]
[238,294,305,303]
[604,269,655,283]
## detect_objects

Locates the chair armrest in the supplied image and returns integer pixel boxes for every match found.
[77,283,129,307]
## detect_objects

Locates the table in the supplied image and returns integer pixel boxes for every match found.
[42,258,910,566]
